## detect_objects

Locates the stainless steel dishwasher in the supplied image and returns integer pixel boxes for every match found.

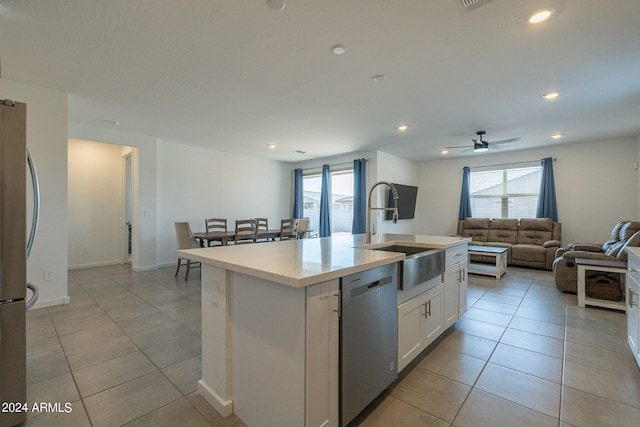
[339,263,398,426]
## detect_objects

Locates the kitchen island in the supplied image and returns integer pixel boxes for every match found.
[178,233,470,427]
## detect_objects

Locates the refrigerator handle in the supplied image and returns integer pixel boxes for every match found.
[27,147,40,259]
[26,283,39,310]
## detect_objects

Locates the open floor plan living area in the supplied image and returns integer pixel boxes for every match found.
[2,1,640,427]
[22,264,640,426]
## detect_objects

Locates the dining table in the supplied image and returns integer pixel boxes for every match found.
[194,229,283,247]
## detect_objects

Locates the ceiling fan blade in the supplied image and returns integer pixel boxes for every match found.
[462,147,475,153]
[491,137,521,145]
[443,145,473,149]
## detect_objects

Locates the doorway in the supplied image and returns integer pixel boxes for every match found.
[67,139,137,270]
[122,152,133,264]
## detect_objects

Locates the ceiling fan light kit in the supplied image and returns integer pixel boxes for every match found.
[443,130,521,154]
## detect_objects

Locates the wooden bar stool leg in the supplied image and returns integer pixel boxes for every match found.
[175,259,182,277]
[185,259,191,281]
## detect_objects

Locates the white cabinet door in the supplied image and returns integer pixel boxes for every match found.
[627,272,640,368]
[397,291,427,372]
[459,262,468,316]
[444,265,460,329]
[306,279,339,427]
[424,284,444,344]
[397,284,444,372]
[443,244,469,330]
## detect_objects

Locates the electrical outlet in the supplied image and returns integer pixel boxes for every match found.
[44,269,56,281]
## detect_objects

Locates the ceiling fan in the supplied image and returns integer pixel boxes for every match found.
[444,131,521,153]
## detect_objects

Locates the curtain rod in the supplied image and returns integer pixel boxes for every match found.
[470,157,556,169]
[302,158,370,174]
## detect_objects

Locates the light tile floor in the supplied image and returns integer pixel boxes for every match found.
[357,267,640,427]
[22,265,640,426]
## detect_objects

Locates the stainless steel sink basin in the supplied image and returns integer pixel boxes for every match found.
[370,245,445,290]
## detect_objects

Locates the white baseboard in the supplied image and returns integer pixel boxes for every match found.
[68,260,124,270]
[155,261,176,268]
[31,295,71,310]
[131,265,159,272]
[197,380,233,418]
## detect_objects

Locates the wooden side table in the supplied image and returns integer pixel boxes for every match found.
[468,245,508,279]
[576,258,627,312]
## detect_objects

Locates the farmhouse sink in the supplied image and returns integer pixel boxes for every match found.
[369,245,445,290]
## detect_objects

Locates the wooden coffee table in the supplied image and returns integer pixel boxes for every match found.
[467,245,508,279]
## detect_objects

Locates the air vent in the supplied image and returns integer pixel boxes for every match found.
[456,0,496,13]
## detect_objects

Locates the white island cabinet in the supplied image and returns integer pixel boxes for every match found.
[625,247,640,368]
[396,240,469,372]
[179,234,469,427]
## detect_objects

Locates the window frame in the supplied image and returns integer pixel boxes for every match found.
[469,161,541,219]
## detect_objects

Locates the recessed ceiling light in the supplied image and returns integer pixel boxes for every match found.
[267,144,277,149]
[396,125,408,132]
[529,8,554,24]
[440,149,449,155]
[372,74,386,82]
[332,45,346,55]
[551,133,564,139]
[266,0,285,11]
[542,91,560,100]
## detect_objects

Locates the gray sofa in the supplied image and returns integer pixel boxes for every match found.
[457,218,562,270]
[553,220,640,292]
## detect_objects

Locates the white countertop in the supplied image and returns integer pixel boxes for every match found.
[178,233,470,288]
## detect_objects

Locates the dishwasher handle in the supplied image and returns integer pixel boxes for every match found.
[348,275,394,298]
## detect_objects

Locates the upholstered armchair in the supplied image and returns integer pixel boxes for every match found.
[553,221,640,292]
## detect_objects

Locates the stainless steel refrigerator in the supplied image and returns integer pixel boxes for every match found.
[0,100,39,427]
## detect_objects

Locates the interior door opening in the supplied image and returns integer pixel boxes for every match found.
[123,152,133,264]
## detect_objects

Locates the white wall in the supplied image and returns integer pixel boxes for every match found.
[68,123,158,271]
[68,139,131,268]
[416,137,639,245]
[292,150,420,237]
[375,151,419,236]
[293,150,377,235]
[156,140,291,266]
[0,78,69,308]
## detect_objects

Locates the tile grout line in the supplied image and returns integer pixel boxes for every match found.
[449,271,538,424]
[54,267,207,426]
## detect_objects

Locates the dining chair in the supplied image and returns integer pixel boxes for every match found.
[205,217,228,246]
[295,218,310,239]
[234,219,257,244]
[255,217,269,242]
[279,218,297,240]
[174,222,201,281]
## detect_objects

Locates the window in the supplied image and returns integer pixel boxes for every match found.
[303,168,354,235]
[470,163,541,219]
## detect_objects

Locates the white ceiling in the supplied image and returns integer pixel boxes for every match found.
[1,0,639,162]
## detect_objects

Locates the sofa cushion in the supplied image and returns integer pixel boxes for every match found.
[488,219,518,243]
[614,229,640,261]
[517,218,553,245]
[460,218,490,242]
[512,244,547,264]
[520,218,553,231]
[605,222,640,257]
[490,218,519,230]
